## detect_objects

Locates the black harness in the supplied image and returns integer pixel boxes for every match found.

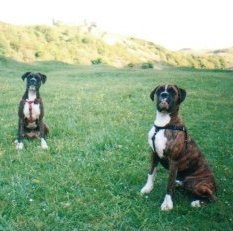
[151,124,188,153]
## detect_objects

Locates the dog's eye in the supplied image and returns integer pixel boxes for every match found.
[34,76,40,81]
[168,88,176,95]
[157,87,165,95]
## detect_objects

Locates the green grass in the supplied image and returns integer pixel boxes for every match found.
[0,59,233,230]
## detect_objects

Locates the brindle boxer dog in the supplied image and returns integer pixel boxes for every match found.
[141,84,216,211]
[15,72,49,150]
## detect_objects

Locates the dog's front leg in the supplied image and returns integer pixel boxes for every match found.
[161,160,178,211]
[39,119,48,149]
[141,152,159,194]
[16,118,24,150]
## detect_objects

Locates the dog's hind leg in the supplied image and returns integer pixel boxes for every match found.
[141,152,159,194]
[186,179,217,207]
[175,180,184,187]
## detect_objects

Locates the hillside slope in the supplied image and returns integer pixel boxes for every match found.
[0,21,232,68]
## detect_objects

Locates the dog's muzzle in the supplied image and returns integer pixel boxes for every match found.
[158,100,169,110]
[28,78,37,90]
[158,92,170,111]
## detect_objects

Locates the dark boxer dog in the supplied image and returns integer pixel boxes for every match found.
[15,72,49,150]
[141,84,216,210]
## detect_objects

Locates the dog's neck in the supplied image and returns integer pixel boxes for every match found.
[28,90,37,101]
[154,111,171,127]
[23,89,40,101]
[154,110,181,127]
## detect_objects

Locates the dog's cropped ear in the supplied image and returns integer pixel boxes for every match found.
[177,87,186,104]
[38,73,47,84]
[150,86,160,101]
[21,72,31,81]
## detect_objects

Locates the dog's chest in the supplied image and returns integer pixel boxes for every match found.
[148,126,167,158]
[23,102,40,121]
[148,111,171,158]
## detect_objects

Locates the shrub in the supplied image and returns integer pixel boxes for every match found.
[141,62,153,69]
[91,58,102,65]
[128,63,134,68]
[35,51,42,58]
[82,38,89,44]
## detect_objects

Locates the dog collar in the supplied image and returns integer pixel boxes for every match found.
[154,124,187,133]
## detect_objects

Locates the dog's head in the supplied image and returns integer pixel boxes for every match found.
[21,72,47,91]
[150,84,186,113]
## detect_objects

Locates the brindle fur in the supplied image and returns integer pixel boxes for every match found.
[148,84,216,202]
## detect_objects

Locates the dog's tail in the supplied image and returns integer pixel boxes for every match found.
[194,183,217,202]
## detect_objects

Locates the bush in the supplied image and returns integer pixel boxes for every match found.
[127,63,134,68]
[141,62,153,69]
[35,51,42,58]
[82,38,89,44]
[91,58,102,65]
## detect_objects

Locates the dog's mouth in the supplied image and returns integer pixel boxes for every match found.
[158,101,169,111]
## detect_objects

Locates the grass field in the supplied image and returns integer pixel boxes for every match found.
[0,58,233,230]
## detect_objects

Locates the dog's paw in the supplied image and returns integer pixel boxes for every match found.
[140,183,154,194]
[161,194,173,211]
[175,180,183,187]
[41,138,48,150]
[191,200,201,208]
[16,142,24,150]
[140,173,156,194]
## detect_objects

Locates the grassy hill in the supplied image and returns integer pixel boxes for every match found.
[0,58,233,230]
[0,21,232,69]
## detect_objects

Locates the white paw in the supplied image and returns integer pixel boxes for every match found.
[41,138,48,149]
[140,173,156,194]
[175,180,183,187]
[16,142,24,150]
[140,183,154,194]
[191,200,201,208]
[161,194,173,211]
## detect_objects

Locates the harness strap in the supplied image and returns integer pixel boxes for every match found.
[152,132,156,153]
[26,100,35,123]
[152,124,188,153]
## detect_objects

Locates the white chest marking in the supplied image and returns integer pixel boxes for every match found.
[23,103,40,120]
[23,90,41,121]
[148,111,171,158]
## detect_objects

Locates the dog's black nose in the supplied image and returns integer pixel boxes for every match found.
[29,78,36,85]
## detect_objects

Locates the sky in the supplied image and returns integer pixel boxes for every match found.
[0,0,232,50]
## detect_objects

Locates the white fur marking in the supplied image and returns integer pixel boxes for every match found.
[28,90,36,101]
[154,130,167,158]
[141,169,156,194]
[175,180,183,187]
[154,111,170,127]
[148,111,170,157]
[23,103,40,121]
[191,200,201,208]
[41,138,48,149]
[16,142,24,150]
[164,85,169,94]
[23,90,41,121]
[161,194,173,211]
